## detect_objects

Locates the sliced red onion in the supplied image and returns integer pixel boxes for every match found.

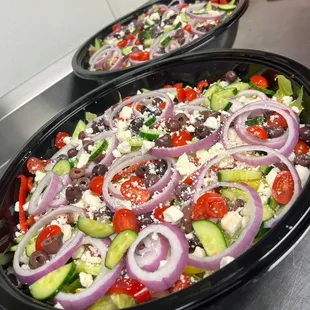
[94,51,113,70]
[151,126,221,158]
[189,182,262,270]
[167,0,184,7]
[103,155,181,215]
[28,172,61,215]
[89,45,123,71]
[13,206,85,284]
[194,145,302,228]
[186,3,226,20]
[232,89,268,101]
[126,223,188,291]
[162,6,179,22]
[55,236,123,310]
[51,144,74,160]
[222,101,299,164]
[190,19,212,37]
[49,191,68,208]
[135,234,169,272]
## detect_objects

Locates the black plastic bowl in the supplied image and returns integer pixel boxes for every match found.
[72,0,249,84]
[2,49,310,310]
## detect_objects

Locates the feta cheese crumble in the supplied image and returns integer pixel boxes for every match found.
[79,272,93,288]
[221,211,242,236]
[176,153,197,176]
[163,206,184,223]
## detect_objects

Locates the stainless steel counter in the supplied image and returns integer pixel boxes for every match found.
[1,0,310,309]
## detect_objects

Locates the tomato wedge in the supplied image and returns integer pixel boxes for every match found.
[90,176,104,196]
[272,171,294,205]
[197,80,209,94]
[191,193,228,220]
[120,176,150,204]
[267,112,288,128]
[36,225,62,251]
[172,130,192,147]
[294,140,309,155]
[246,126,268,140]
[27,157,45,175]
[113,209,139,233]
[55,132,69,149]
[170,274,191,293]
[153,205,169,222]
[184,88,198,101]
[250,75,268,89]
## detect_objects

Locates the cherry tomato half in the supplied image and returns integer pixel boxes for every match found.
[294,140,310,155]
[153,205,169,222]
[272,171,294,205]
[191,193,228,221]
[36,225,62,251]
[55,132,69,149]
[26,157,45,175]
[197,80,209,94]
[184,24,192,32]
[108,279,151,303]
[170,274,191,293]
[246,126,268,140]
[90,176,104,196]
[267,112,288,128]
[250,75,269,89]
[140,52,150,61]
[126,34,136,40]
[112,24,122,32]
[184,88,198,102]
[113,209,139,233]
[135,39,141,45]
[180,4,189,9]
[176,87,186,102]
[172,130,193,147]
[120,176,150,204]
[117,40,128,48]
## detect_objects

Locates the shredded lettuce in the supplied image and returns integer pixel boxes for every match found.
[274,75,293,99]
[85,112,97,123]
[290,86,304,113]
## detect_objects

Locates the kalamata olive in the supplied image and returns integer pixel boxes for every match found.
[83,139,95,152]
[78,131,86,140]
[299,126,310,143]
[225,70,238,83]
[67,148,78,158]
[156,159,168,176]
[152,97,163,106]
[129,117,144,133]
[70,168,86,179]
[175,183,192,201]
[263,110,274,121]
[93,207,114,221]
[29,251,50,269]
[138,213,154,227]
[152,108,162,116]
[177,36,186,45]
[56,154,68,161]
[180,205,193,234]
[132,46,140,52]
[188,233,203,253]
[144,174,160,187]
[135,166,146,178]
[165,119,181,132]
[196,24,213,32]
[210,111,221,118]
[175,29,185,38]
[295,154,310,168]
[230,199,245,211]
[140,106,153,115]
[199,110,212,122]
[155,134,173,148]
[76,177,90,191]
[65,186,82,203]
[194,125,211,139]
[92,164,108,176]
[266,126,285,139]
[94,153,105,164]
[174,113,189,126]
[125,29,130,35]
[41,235,63,255]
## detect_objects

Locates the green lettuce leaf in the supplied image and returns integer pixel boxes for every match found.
[290,86,304,114]
[275,75,293,99]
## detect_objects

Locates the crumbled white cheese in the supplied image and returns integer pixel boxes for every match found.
[81,250,101,264]
[257,181,272,205]
[192,246,206,258]
[186,125,196,133]
[227,128,244,146]
[117,141,131,154]
[296,165,310,187]
[63,136,71,145]
[61,224,72,241]
[176,153,197,176]
[141,140,155,155]
[221,211,242,236]
[241,216,249,229]
[196,142,224,164]
[288,152,296,162]
[85,128,93,134]
[14,201,29,212]
[163,206,184,223]
[185,232,194,239]
[73,199,87,209]
[165,9,176,19]
[220,256,235,268]
[265,168,280,188]
[77,152,90,168]
[205,116,218,130]
[173,15,182,26]
[121,200,133,210]
[35,170,46,182]
[119,106,133,120]
[150,12,160,21]
[218,156,234,168]
[79,272,93,288]
[152,233,159,240]
[282,96,293,106]
[83,190,103,209]
[112,149,122,158]
[117,130,132,142]
[117,120,129,133]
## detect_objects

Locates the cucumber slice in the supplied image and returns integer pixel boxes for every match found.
[140,88,150,93]
[255,224,269,239]
[26,242,36,257]
[206,1,212,11]
[77,216,114,238]
[122,46,134,56]
[160,36,172,48]
[226,82,250,92]
[144,116,156,127]
[249,82,275,96]
[262,204,274,222]
[30,262,75,300]
[202,98,210,108]
[210,93,232,111]
[75,259,101,276]
[243,179,261,190]
[260,165,273,176]
[128,138,144,147]
[72,120,86,139]
[245,116,265,126]
[105,230,138,270]
[218,170,262,182]
[89,295,118,310]
[267,196,278,210]
[163,26,174,33]
[217,88,238,98]
[218,4,237,11]
[193,220,227,256]
[110,294,137,309]
[143,38,153,48]
[85,112,97,123]
[62,278,82,293]
[9,245,17,252]
[52,159,71,176]
[139,128,162,141]
[95,38,102,50]
[89,140,108,161]
[180,13,190,23]
[174,21,182,29]
[220,188,248,202]
[201,84,222,98]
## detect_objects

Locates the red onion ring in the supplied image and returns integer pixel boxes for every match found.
[89,45,123,71]
[126,223,188,291]
[190,19,212,37]
[189,182,262,270]
[185,3,226,20]
[135,234,169,272]
[162,6,179,22]
[28,172,61,215]
[167,0,184,7]
[13,206,85,284]
[54,236,123,310]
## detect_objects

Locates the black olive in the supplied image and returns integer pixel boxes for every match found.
[156,159,168,176]
[229,199,245,211]
[188,233,203,253]
[125,29,130,35]
[67,148,78,158]
[92,164,108,176]
[65,186,82,203]
[129,118,144,133]
[199,111,212,122]
[29,251,50,269]
[41,235,63,255]
[78,131,86,140]
[152,97,163,106]
[175,29,185,38]
[76,177,90,191]
[144,174,160,187]
[225,70,238,83]
[140,106,153,115]
[138,213,154,227]
[175,183,192,201]
[177,36,185,45]
[155,134,173,148]
[180,205,193,234]
[135,166,147,178]
[165,119,181,132]
[174,113,189,126]
[266,126,285,139]
[194,126,211,139]
[69,168,86,179]
[196,24,212,32]
[295,154,310,168]
[83,139,95,152]
[299,126,310,143]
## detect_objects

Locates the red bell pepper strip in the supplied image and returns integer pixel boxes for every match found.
[17,175,29,233]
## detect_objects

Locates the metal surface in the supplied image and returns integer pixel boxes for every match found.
[0,0,310,309]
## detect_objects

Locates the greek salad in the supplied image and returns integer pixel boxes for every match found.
[88,0,237,71]
[6,70,309,310]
